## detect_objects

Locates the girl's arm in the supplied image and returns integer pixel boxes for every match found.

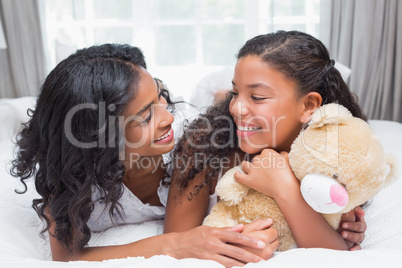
[48,211,268,267]
[235,149,349,250]
[164,170,211,233]
[164,165,280,260]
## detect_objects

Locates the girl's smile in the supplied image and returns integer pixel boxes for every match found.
[235,121,262,137]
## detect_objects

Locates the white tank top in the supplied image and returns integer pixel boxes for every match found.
[207,167,223,213]
[87,102,197,232]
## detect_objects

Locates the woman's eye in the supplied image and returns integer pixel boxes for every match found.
[142,111,153,124]
[228,90,238,97]
[158,89,167,99]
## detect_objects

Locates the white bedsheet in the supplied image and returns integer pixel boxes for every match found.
[1,97,402,268]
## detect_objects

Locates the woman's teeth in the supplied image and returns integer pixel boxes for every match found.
[156,129,172,141]
[237,126,261,131]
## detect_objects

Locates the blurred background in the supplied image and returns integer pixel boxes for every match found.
[0,0,401,121]
[40,0,320,101]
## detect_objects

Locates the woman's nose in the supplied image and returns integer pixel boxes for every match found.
[158,105,174,128]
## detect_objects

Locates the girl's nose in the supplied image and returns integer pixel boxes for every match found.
[231,99,249,119]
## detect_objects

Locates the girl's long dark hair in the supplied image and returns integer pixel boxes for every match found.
[10,44,171,253]
[238,30,366,120]
[173,30,367,193]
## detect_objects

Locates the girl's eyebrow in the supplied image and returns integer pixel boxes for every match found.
[232,80,273,90]
[248,83,273,90]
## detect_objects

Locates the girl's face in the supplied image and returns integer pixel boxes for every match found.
[229,55,305,154]
[122,67,175,161]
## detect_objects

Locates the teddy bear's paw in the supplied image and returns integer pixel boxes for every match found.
[203,213,238,228]
[384,154,399,186]
[310,103,352,128]
[216,166,250,205]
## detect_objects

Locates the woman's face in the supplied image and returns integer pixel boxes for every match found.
[229,55,305,154]
[121,67,175,161]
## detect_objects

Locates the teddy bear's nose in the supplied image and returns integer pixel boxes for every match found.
[330,184,349,207]
[300,173,350,214]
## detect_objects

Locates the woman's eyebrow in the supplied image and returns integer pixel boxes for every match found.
[135,101,153,116]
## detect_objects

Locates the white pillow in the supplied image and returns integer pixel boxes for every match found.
[334,61,352,82]
[0,97,36,142]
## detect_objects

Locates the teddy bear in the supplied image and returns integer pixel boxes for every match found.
[203,103,397,251]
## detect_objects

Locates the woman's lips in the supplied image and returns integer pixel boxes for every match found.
[154,127,174,144]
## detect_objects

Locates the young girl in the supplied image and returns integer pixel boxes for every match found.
[164,30,367,251]
[11,44,278,267]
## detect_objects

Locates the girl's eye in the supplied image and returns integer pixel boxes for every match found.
[251,96,267,101]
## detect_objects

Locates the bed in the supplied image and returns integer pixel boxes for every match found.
[1,96,402,268]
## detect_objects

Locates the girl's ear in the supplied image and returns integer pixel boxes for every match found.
[299,92,322,123]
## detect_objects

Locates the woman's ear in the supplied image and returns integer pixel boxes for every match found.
[299,92,322,123]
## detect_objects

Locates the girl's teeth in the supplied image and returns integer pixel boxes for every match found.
[238,126,260,131]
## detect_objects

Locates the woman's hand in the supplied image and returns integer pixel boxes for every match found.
[235,219,279,261]
[338,206,367,251]
[235,149,299,200]
[166,224,270,267]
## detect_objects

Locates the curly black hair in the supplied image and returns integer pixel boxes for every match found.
[173,30,367,193]
[10,44,174,253]
[172,94,240,194]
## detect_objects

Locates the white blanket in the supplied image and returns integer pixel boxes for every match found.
[1,97,402,268]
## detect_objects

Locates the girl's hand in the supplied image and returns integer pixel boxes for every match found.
[166,224,268,267]
[235,149,299,200]
[338,206,367,251]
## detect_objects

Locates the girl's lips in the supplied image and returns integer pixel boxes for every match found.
[154,127,174,144]
[235,122,262,137]
[236,129,259,137]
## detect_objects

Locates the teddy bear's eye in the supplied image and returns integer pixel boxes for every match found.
[332,174,338,179]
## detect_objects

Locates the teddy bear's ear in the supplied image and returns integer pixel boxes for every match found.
[309,103,353,128]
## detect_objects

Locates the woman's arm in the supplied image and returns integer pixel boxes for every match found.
[338,206,367,250]
[49,213,269,267]
[235,149,349,250]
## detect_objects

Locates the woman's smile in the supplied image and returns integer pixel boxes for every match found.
[154,126,174,144]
